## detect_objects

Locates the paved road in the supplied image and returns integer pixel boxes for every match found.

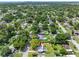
[22,45,29,57]
[38,53,45,57]
[70,36,79,50]
[47,15,53,24]
[47,15,54,34]
[66,55,76,57]
[56,20,67,33]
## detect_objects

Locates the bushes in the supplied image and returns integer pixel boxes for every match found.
[28,52,38,57]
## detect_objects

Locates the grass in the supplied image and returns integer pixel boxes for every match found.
[69,41,77,51]
[28,52,38,57]
[45,44,67,57]
[69,41,79,57]
[53,44,68,56]
[73,36,79,44]
[13,52,23,57]
[74,51,79,57]
[45,43,55,57]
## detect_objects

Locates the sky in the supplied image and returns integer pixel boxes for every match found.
[0,0,78,2]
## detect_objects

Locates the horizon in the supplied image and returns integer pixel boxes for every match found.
[0,0,79,2]
[0,1,79,2]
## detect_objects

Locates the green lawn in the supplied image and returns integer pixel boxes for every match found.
[45,43,67,57]
[28,52,38,57]
[13,52,23,57]
[69,41,79,57]
[69,41,77,51]
[73,36,79,44]
[74,51,79,57]
[45,43,55,57]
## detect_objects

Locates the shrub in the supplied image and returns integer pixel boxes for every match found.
[28,52,38,57]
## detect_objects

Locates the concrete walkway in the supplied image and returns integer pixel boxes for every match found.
[66,55,76,57]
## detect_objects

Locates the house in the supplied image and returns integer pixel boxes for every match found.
[37,42,47,53]
[37,34,45,40]
[74,30,79,36]
[37,33,48,40]
[37,31,48,40]
[62,44,73,55]
[0,21,7,29]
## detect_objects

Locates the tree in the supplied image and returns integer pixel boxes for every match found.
[6,23,16,39]
[11,35,28,50]
[30,39,40,50]
[73,22,79,30]
[60,48,67,56]
[49,23,57,34]
[0,29,9,44]
[31,24,40,34]
[15,11,23,19]
[53,44,67,56]
[1,8,8,13]
[68,20,73,26]
[55,33,70,44]
[42,24,48,31]
[2,13,14,23]
[0,46,12,57]
[45,43,55,56]
[67,12,74,18]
